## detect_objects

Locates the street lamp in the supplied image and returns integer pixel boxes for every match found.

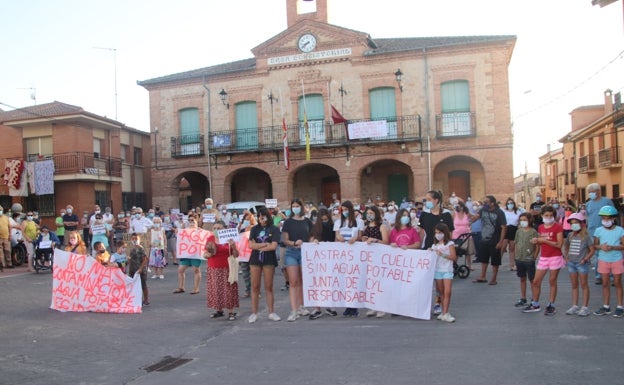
[219,88,229,109]
[338,82,347,113]
[268,90,278,128]
[395,69,403,92]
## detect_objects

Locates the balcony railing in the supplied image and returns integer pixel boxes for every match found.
[22,152,124,177]
[598,147,620,168]
[435,111,476,138]
[206,115,422,154]
[171,134,205,158]
[578,154,596,173]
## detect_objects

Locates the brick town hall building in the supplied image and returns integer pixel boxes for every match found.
[138,0,516,210]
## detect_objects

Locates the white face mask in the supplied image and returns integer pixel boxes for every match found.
[542,217,555,225]
[519,220,529,228]
[435,233,445,241]
[570,223,582,232]
[602,219,614,228]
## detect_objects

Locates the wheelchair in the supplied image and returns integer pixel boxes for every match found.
[10,232,27,267]
[452,232,473,279]
[33,244,54,273]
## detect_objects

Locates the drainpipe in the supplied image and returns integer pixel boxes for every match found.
[203,75,213,198]
[423,47,432,190]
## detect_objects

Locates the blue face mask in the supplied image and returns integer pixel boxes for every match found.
[425,201,435,210]
[292,207,302,216]
[552,204,559,209]
[242,220,250,228]
[507,203,514,210]
[588,192,597,200]
[285,209,291,217]
[400,216,410,225]
[342,211,349,218]
[206,205,212,210]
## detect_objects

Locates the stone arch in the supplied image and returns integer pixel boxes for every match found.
[171,171,209,213]
[223,167,272,202]
[359,159,414,205]
[432,156,485,202]
[291,163,340,206]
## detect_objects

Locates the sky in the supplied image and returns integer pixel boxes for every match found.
[1,0,623,177]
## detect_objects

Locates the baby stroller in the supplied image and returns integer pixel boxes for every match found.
[452,232,472,279]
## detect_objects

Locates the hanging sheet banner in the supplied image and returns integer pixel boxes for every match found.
[301,242,436,319]
[50,249,142,313]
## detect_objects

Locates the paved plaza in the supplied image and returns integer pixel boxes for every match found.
[1,253,623,385]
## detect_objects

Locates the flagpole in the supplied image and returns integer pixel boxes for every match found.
[327,81,331,127]
[301,79,310,161]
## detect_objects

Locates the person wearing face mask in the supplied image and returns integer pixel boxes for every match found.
[523,205,563,316]
[308,208,338,319]
[64,231,88,255]
[551,198,565,223]
[472,195,506,286]
[110,240,128,271]
[163,213,178,265]
[419,191,454,250]
[362,205,390,318]
[33,225,59,269]
[62,205,79,233]
[90,214,110,256]
[22,211,38,272]
[334,200,365,317]
[591,205,624,317]
[584,183,615,285]
[562,213,594,317]
[0,205,11,270]
[93,241,111,266]
[383,203,397,227]
[55,208,66,247]
[148,217,167,279]
[130,208,153,248]
[529,193,545,230]
[128,233,149,306]
[452,201,475,271]
[502,198,521,271]
[200,198,221,232]
[237,211,257,298]
[513,213,539,309]
[114,212,129,247]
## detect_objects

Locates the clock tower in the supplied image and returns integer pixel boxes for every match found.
[286,0,328,27]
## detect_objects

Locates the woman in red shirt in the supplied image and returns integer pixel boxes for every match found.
[205,221,240,321]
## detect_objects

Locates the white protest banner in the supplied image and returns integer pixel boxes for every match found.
[217,228,240,244]
[347,120,388,140]
[301,242,436,319]
[236,231,251,262]
[39,240,52,249]
[203,213,216,223]
[50,249,142,313]
[176,228,213,259]
[265,199,278,208]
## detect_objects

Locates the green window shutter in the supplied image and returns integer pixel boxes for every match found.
[298,94,325,145]
[441,80,469,113]
[369,87,397,138]
[235,101,258,150]
[179,108,199,144]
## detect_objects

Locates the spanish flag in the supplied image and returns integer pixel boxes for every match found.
[282,117,290,170]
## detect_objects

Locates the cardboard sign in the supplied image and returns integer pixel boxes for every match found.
[91,223,107,235]
[301,242,436,319]
[50,249,142,313]
[203,213,216,223]
[176,228,213,259]
[236,231,251,262]
[217,228,240,244]
[265,199,278,208]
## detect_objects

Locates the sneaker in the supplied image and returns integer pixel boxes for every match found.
[352,309,359,317]
[309,310,323,320]
[268,312,281,321]
[342,309,352,317]
[544,305,556,316]
[441,313,456,323]
[287,311,298,322]
[297,306,310,316]
[151,274,158,279]
[514,298,527,307]
[593,306,611,316]
[159,275,164,279]
[432,303,442,315]
[376,311,386,318]
[436,313,444,320]
[366,309,377,317]
[578,306,591,317]
[248,313,258,323]
[565,305,580,315]
[523,304,541,313]
[613,307,624,318]
[325,308,338,316]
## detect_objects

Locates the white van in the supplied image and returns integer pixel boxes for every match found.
[225,201,266,215]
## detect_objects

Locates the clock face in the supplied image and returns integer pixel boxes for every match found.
[298,34,317,53]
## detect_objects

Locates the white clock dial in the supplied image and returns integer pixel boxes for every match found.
[298,34,317,53]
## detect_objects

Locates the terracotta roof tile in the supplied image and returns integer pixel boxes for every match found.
[0,101,84,123]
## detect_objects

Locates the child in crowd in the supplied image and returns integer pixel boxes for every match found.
[523,205,564,316]
[431,223,456,323]
[563,213,594,316]
[513,213,539,308]
[148,217,167,279]
[591,206,624,317]
[93,241,111,266]
[128,233,149,306]
[110,240,127,272]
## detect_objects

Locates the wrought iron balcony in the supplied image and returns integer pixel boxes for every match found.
[207,115,422,154]
[598,147,620,168]
[53,152,122,177]
[578,154,596,173]
[171,134,205,158]
[435,111,476,138]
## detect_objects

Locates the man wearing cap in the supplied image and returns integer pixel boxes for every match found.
[200,198,221,231]
[585,183,615,284]
[0,206,11,270]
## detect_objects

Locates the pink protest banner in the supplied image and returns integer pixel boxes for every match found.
[176,228,213,259]
[50,249,142,313]
[301,242,436,319]
[236,231,251,262]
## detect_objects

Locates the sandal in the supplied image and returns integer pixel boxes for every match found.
[472,279,487,283]
[190,290,200,295]
[228,312,237,321]
[173,288,185,294]
[210,311,224,318]
[243,291,250,298]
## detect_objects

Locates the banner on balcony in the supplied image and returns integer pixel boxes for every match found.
[50,249,142,313]
[301,242,436,319]
[347,120,388,140]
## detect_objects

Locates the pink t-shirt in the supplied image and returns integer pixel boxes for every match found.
[390,227,421,247]
[452,213,471,239]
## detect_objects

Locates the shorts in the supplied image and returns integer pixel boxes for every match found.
[536,255,565,270]
[516,260,536,281]
[567,261,590,274]
[179,258,202,267]
[477,240,501,266]
[434,271,454,280]
[505,225,517,241]
[284,247,302,266]
[597,260,624,275]
[249,251,278,267]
